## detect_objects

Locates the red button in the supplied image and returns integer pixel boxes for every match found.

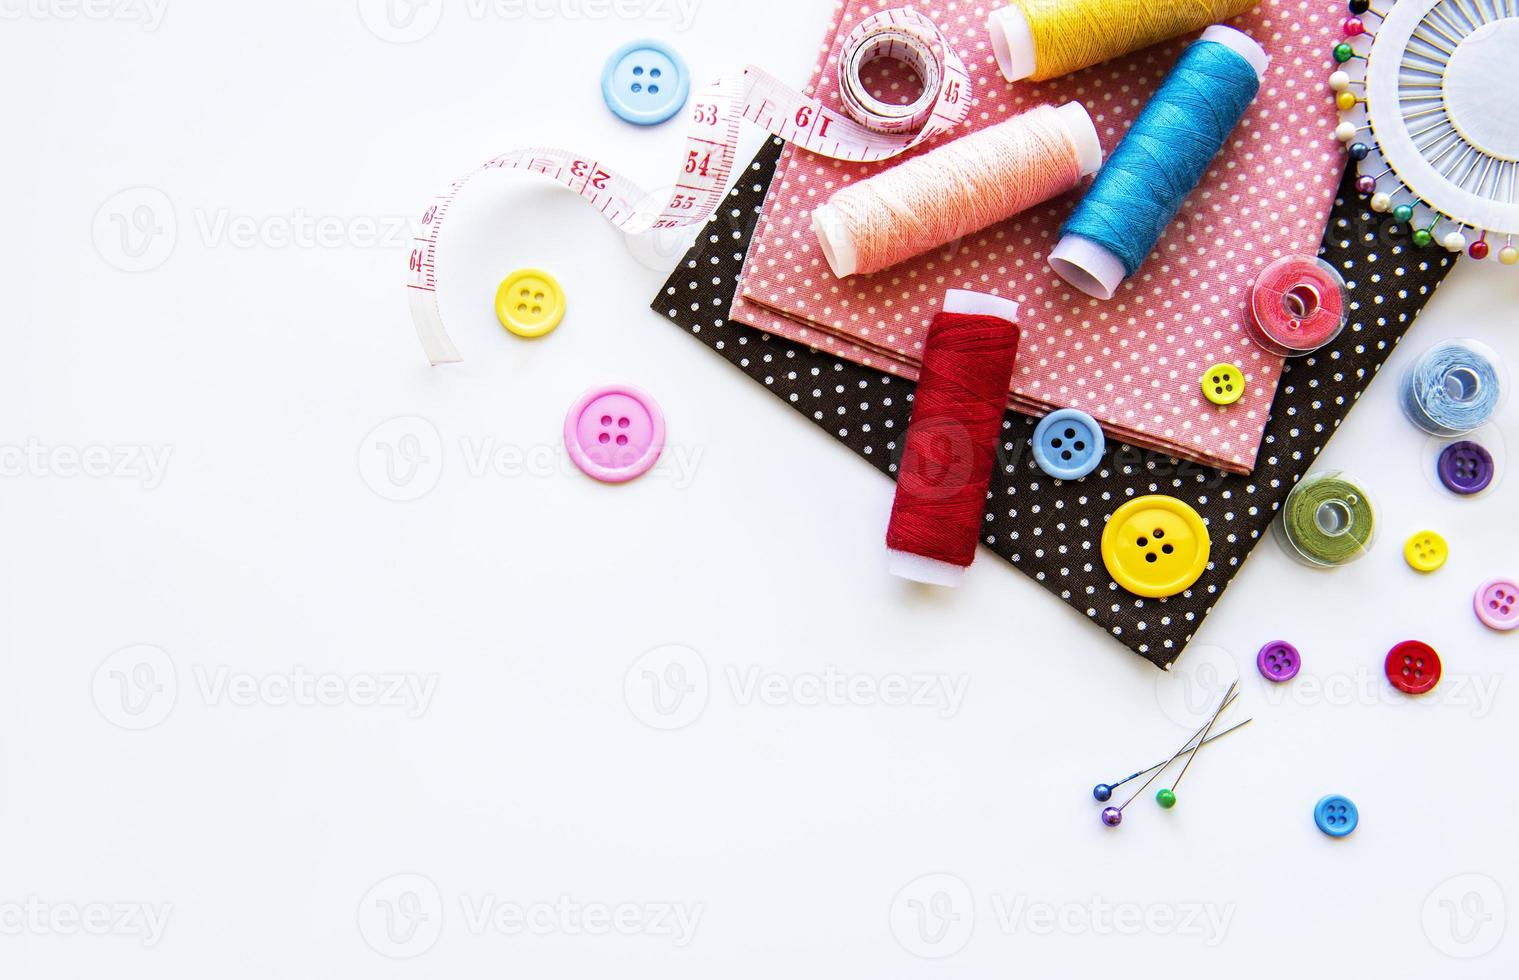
[1384,640,1442,695]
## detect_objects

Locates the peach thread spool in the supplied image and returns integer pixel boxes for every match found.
[812,101,1102,278]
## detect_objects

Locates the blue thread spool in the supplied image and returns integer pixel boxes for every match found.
[1049,26,1267,299]
[1401,338,1506,437]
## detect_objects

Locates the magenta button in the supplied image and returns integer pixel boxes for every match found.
[1256,640,1301,682]
[564,384,665,483]
[1474,578,1519,632]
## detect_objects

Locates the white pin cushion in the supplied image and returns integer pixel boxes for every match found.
[1048,26,1269,300]
[813,101,1103,278]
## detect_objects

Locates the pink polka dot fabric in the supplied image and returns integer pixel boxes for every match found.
[731,0,1342,474]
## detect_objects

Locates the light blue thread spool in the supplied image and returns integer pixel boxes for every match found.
[1401,338,1506,436]
[1049,26,1267,300]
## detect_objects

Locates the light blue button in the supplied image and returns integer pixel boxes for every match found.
[601,39,689,126]
[1314,794,1358,838]
[1031,408,1105,480]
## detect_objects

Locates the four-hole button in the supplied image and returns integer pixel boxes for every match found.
[1031,408,1105,480]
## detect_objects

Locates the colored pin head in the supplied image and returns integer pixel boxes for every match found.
[1093,784,1114,802]
[1156,788,1177,808]
[1101,807,1122,827]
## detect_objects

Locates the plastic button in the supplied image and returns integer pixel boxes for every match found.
[1438,440,1494,495]
[1403,530,1448,573]
[1256,640,1300,682]
[495,268,565,338]
[1201,363,1245,405]
[1384,640,1441,695]
[1313,794,1358,838]
[1100,495,1211,597]
[1031,408,1105,480]
[1474,578,1519,631]
[564,385,666,483]
[601,39,689,126]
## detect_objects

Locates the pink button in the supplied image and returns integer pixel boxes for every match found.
[564,384,665,483]
[1474,578,1519,632]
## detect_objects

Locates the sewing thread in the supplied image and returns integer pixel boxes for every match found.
[989,0,1260,81]
[1273,471,1376,567]
[886,293,1020,586]
[1052,29,1263,299]
[1245,255,1348,357]
[1400,338,1505,436]
[813,102,1098,278]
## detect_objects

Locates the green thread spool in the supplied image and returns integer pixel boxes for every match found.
[1273,471,1376,567]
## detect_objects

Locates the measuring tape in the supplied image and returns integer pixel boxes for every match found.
[406,6,970,364]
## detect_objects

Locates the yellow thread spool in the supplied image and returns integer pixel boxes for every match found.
[988,0,1261,82]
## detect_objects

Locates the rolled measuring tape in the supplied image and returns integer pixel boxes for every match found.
[406,7,970,365]
[1272,471,1376,568]
[1244,255,1347,357]
[1400,338,1507,437]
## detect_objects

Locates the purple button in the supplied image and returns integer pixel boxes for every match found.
[1438,440,1494,495]
[564,384,665,483]
[1256,641,1301,682]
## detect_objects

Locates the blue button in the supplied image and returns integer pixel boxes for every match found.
[1031,408,1105,480]
[601,39,689,126]
[1313,794,1358,838]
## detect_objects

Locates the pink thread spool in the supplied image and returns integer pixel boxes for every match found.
[812,101,1102,278]
[1244,255,1348,356]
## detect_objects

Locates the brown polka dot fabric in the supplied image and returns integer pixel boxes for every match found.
[654,138,1456,668]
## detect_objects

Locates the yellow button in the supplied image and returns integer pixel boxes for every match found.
[1101,495,1212,598]
[495,268,565,338]
[1202,363,1245,406]
[1403,530,1447,573]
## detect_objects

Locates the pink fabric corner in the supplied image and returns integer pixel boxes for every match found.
[732,0,1344,474]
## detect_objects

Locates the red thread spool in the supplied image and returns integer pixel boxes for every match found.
[886,291,1020,586]
[1245,255,1348,357]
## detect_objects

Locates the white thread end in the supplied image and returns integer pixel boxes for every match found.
[812,203,858,278]
[1049,234,1127,300]
[987,6,1034,82]
[1053,101,1103,177]
[888,549,967,587]
[943,288,1019,322]
[1200,25,1269,82]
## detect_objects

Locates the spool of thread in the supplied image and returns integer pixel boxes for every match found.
[813,102,1102,278]
[987,0,1260,82]
[1400,338,1506,436]
[887,290,1020,586]
[1050,27,1267,300]
[1244,256,1348,356]
[1272,471,1376,568]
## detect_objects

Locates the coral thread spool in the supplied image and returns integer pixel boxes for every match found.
[1244,256,1348,356]
[1050,26,1268,299]
[812,102,1101,278]
[886,290,1020,586]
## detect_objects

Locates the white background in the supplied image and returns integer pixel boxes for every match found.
[2,0,1516,976]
